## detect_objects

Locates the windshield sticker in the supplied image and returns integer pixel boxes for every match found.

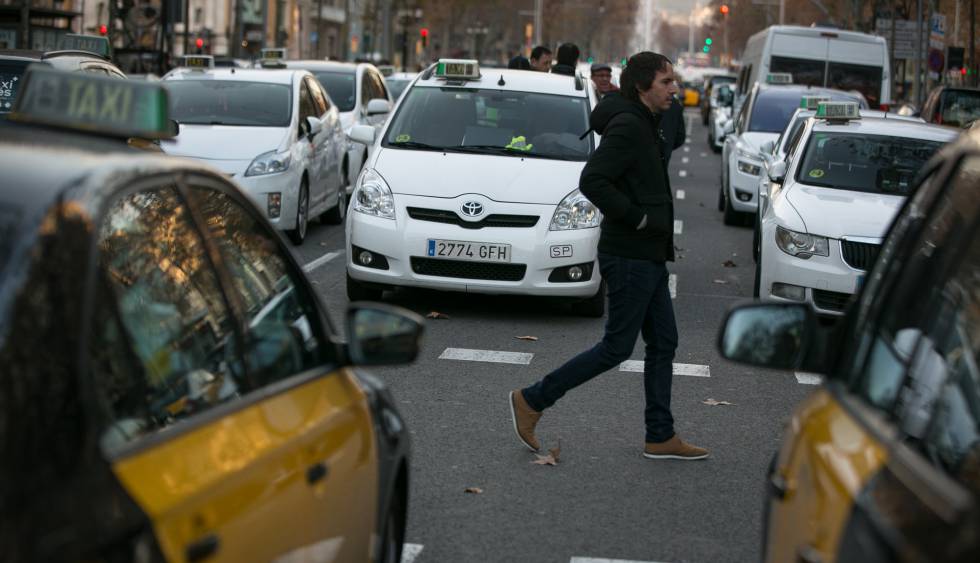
[395,134,411,143]
[506,135,533,151]
[808,168,825,179]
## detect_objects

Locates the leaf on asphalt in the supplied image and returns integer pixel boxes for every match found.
[319,242,329,247]
[464,487,484,494]
[723,260,737,268]
[702,398,734,406]
[531,440,561,466]
[426,311,451,319]
[713,279,729,284]
[514,335,539,341]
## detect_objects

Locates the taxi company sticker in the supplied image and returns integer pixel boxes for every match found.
[808,168,825,179]
[395,134,411,143]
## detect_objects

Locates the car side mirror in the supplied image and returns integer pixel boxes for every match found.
[366,98,391,116]
[717,302,814,371]
[305,116,323,139]
[168,119,180,136]
[768,160,788,183]
[759,140,775,155]
[348,124,376,145]
[723,120,735,135]
[345,303,425,366]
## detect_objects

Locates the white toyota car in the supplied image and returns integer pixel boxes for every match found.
[345,60,605,316]
[756,102,956,314]
[161,61,348,245]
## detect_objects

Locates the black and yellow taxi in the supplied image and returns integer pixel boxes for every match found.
[0,67,420,563]
[718,128,980,561]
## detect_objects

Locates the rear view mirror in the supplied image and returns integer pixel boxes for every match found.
[366,98,391,116]
[346,303,424,366]
[305,116,323,138]
[717,303,812,370]
[768,160,788,183]
[348,124,376,145]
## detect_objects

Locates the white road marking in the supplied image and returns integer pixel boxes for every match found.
[669,273,677,298]
[685,137,692,144]
[439,348,534,365]
[678,170,688,178]
[683,146,690,152]
[303,251,342,273]
[675,189,685,200]
[795,372,822,385]
[681,156,690,164]
[700,152,707,157]
[402,543,424,563]
[620,362,710,377]
[571,558,668,563]
[673,220,683,234]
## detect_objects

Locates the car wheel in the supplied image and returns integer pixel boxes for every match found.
[723,193,740,226]
[346,272,383,301]
[377,492,404,563]
[323,173,348,225]
[288,181,309,245]
[577,279,606,318]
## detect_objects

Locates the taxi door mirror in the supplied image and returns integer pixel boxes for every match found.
[722,120,735,136]
[759,140,775,155]
[768,160,788,183]
[305,116,323,139]
[366,98,391,116]
[348,124,376,145]
[717,302,815,371]
[345,303,425,366]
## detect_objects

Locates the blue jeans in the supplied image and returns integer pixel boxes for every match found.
[522,253,678,443]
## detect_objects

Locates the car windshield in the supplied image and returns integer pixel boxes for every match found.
[383,87,593,161]
[749,89,862,133]
[795,132,946,195]
[939,89,980,127]
[827,62,883,107]
[166,80,291,126]
[386,78,412,100]
[313,71,356,112]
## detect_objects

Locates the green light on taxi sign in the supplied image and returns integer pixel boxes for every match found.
[800,95,830,110]
[180,55,214,70]
[261,47,287,61]
[57,34,111,58]
[8,67,173,140]
[434,59,480,80]
[766,72,793,85]
[815,101,860,121]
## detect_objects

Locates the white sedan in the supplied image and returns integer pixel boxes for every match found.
[162,66,348,244]
[345,59,605,316]
[756,102,956,314]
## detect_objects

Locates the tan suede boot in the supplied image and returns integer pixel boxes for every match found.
[509,390,542,452]
[643,435,708,460]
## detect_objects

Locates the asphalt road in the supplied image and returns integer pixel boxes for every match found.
[291,109,815,563]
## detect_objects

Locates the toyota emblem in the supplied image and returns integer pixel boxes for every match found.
[461,201,484,217]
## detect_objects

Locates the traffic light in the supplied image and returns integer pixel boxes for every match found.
[720,4,729,15]
[587,56,594,64]
[420,28,429,47]
[98,24,108,36]
[621,57,627,66]
[195,38,204,49]
[705,38,713,46]
[703,46,710,53]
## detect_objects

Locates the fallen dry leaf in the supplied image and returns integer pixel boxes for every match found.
[426,311,451,319]
[723,260,737,268]
[464,487,484,494]
[514,335,539,341]
[531,441,561,466]
[702,398,734,406]
[319,242,329,247]
[713,279,729,285]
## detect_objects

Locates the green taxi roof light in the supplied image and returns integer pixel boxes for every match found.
[816,101,860,121]
[434,59,480,80]
[766,72,793,84]
[800,95,830,110]
[180,55,214,70]
[261,47,287,60]
[8,67,173,140]
[57,34,111,58]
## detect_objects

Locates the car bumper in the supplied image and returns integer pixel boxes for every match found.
[346,194,601,297]
[728,159,762,213]
[234,168,303,231]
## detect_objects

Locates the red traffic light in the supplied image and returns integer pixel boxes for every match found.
[98,24,108,35]
[195,38,204,49]
[720,5,729,15]
[420,28,429,38]
[962,67,968,76]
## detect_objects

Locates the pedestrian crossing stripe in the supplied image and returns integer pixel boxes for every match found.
[619,361,710,377]
[795,372,821,385]
[438,348,534,365]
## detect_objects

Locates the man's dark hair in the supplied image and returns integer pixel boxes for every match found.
[556,43,580,66]
[530,45,552,61]
[508,55,532,70]
[620,52,672,102]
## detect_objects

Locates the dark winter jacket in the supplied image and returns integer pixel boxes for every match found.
[550,63,577,76]
[579,95,674,262]
[660,97,686,164]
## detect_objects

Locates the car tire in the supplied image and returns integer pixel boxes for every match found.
[323,173,348,225]
[346,272,383,301]
[377,492,404,563]
[717,179,726,212]
[288,181,309,246]
[577,279,606,318]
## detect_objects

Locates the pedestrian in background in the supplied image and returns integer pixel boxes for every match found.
[550,43,579,76]
[510,52,708,461]
[590,62,620,98]
[508,55,532,70]
[529,46,553,72]
[660,96,686,164]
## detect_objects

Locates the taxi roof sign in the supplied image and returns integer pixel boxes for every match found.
[261,47,287,61]
[816,101,860,121]
[56,34,111,58]
[434,59,480,80]
[8,67,173,140]
[766,72,793,85]
[800,95,830,110]
[180,55,214,70]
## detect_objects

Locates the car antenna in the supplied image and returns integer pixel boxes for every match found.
[498,74,505,86]
[230,67,236,74]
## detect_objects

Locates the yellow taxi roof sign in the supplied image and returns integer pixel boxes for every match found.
[816,101,861,121]
[180,55,214,70]
[8,67,173,140]
[800,95,830,110]
[766,72,793,85]
[435,59,480,80]
[56,34,111,58]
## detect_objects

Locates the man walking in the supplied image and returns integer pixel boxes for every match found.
[550,43,579,76]
[590,62,620,98]
[529,46,553,72]
[509,52,707,461]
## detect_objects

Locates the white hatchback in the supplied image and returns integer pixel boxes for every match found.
[756,103,956,315]
[345,60,605,316]
[162,67,348,245]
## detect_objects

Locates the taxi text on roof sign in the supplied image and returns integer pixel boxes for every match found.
[8,67,173,140]
[435,59,480,80]
[57,34,111,58]
[766,72,793,85]
[816,101,860,121]
[800,95,830,110]
[180,55,214,70]
[261,47,288,61]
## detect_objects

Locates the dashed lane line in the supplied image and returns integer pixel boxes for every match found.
[620,362,711,377]
[673,220,683,235]
[683,146,690,153]
[681,156,690,164]
[303,250,342,273]
[678,170,688,178]
[401,543,424,563]
[676,189,685,200]
[439,348,534,365]
[669,273,677,298]
[795,372,822,385]
[700,152,707,157]
[571,558,669,563]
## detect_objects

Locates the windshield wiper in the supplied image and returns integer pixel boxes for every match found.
[458,145,582,161]
[388,140,452,151]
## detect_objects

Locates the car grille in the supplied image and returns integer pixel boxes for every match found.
[813,289,852,312]
[410,257,527,281]
[840,240,880,271]
[407,207,539,229]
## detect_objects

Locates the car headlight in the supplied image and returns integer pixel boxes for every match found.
[550,189,600,231]
[775,226,829,258]
[246,149,291,177]
[352,168,395,219]
[738,160,762,175]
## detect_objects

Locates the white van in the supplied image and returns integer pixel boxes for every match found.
[736,25,891,108]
